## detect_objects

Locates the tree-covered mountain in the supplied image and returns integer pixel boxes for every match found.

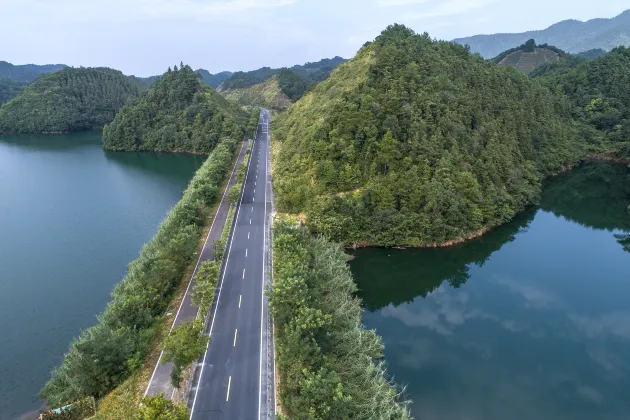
[218,58,346,108]
[272,25,586,247]
[0,61,65,82]
[454,9,630,59]
[0,67,139,133]
[195,69,233,89]
[220,68,310,110]
[103,64,248,153]
[220,74,293,111]
[577,48,608,60]
[493,39,566,75]
[534,46,630,159]
[127,75,160,89]
[0,79,27,106]
[218,56,346,92]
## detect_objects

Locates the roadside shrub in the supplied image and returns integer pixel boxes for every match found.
[269,220,411,419]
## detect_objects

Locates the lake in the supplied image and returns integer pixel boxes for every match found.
[351,163,630,420]
[0,133,203,419]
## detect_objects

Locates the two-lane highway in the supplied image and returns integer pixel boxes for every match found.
[190,109,274,419]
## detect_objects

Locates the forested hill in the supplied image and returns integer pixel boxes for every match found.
[0,61,64,82]
[221,74,293,111]
[272,24,586,247]
[534,46,630,159]
[220,68,310,110]
[195,69,233,88]
[102,64,248,153]
[218,56,346,92]
[454,9,630,59]
[0,67,139,133]
[0,80,27,106]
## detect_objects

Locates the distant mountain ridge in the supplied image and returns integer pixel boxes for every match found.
[0,61,65,82]
[454,9,630,58]
[218,56,347,91]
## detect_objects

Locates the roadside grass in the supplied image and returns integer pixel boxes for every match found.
[94,146,241,419]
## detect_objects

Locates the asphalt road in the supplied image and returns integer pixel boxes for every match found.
[144,139,248,399]
[189,109,274,419]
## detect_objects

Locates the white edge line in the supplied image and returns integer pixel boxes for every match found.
[144,140,246,397]
[258,110,268,420]
[190,113,259,418]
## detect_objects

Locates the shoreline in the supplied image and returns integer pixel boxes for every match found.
[343,159,629,251]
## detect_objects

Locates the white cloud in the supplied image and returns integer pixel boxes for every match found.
[409,0,499,19]
[3,0,297,23]
[375,0,428,6]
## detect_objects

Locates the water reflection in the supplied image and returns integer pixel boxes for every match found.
[351,163,630,420]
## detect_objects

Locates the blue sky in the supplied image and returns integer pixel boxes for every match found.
[1,0,628,76]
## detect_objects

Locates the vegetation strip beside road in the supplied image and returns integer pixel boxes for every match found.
[40,137,240,411]
[270,217,411,419]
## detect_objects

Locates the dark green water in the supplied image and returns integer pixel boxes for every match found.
[351,164,630,420]
[0,133,203,419]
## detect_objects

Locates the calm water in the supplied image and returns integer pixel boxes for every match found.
[351,164,630,420]
[0,133,203,419]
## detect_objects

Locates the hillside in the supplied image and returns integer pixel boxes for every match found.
[103,64,248,153]
[493,39,565,74]
[218,56,346,92]
[221,75,293,111]
[272,25,586,247]
[454,9,630,59]
[195,69,233,88]
[0,80,27,106]
[535,46,630,159]
[0,67,139,133]
[0,61,64,82]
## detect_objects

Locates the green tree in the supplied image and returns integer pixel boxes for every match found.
[227,183,242,204]
[161,320,209,388]
[191,260,220,315]
[138,394,189,420]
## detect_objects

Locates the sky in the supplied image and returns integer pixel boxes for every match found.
[1,0,628,76]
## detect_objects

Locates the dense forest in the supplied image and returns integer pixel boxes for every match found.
[102,64,248,153]
[221,75,293,111]
[534,46,630,159]
[0,79,26,106]
[195,69,233,88]
[0,67,139,133]
[272,24,587,247]
[219,56,346,91]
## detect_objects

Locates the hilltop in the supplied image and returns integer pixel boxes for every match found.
[0,67,139,133]
[454,9,630,59]
[272,24,586,247]
[0,61,64,83]
[103,64,248,153]
[493,39,565,74]
[195,69,233,89]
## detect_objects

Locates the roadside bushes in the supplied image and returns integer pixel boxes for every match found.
[41,138,238,406]
[269,219,411,419]
[161,320,208,388]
